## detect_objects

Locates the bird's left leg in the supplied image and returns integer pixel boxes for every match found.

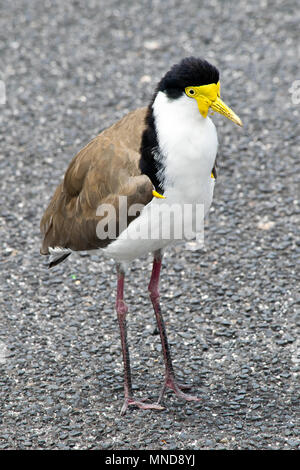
[116,264,164,415]
[148,251,201,404]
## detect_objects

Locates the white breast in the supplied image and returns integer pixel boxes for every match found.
[104,92,218,263]
[154,91,218,203]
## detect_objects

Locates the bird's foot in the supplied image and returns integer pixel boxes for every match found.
[158,376,201,403]
[120,397,165,416]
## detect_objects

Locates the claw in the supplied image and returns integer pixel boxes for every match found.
[120,397,165,415]
[158,377,201,404]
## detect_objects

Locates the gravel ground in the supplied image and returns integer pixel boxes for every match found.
[0,0,299,450]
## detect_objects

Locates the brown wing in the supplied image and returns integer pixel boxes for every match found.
[40,107,153,254]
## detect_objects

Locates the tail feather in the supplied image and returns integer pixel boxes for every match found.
[48,252,71,268]
[47,247,72,268]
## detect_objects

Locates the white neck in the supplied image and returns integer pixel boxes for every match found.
[152,91,218,201]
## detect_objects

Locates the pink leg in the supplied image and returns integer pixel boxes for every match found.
[148,251,201,404]
[116,265,164,415]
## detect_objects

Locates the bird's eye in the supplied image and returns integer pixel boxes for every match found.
[185,87,197,98]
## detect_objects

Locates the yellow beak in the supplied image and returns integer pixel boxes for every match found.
[185,82,243,127]
[210,96,243,127]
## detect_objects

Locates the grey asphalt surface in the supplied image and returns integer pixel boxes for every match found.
[0,0,299,450]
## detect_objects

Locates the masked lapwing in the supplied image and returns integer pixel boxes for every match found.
[40,57,242,415]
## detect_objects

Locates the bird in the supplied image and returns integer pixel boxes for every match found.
[40,57,242,415]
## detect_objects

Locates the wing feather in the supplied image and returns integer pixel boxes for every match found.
[40,108,153,254]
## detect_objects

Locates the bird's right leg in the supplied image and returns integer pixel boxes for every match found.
[116,264,164,415]
[148,251,201,404]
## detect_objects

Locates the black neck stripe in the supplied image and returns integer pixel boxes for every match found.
[139,104,165,193]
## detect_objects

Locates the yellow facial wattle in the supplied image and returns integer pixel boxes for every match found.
[185,81,242,126]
